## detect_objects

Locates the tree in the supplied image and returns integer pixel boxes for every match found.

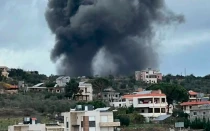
[65,79,79,98]
[147,83,189,112]
[118,115,130,127]
[91,78,110,94]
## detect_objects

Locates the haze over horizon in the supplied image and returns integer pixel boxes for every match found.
[0,0,210,76]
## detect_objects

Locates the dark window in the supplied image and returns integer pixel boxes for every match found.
[155,108,160,113]
[203,112,206,115]
[193,112,197,115]
[104,95,107,97]
[146,75,148,78]
[85,88,87,93]
[161,108,165,113]
[66,122,69,128]
[190,106,192,109]
[148,108,153,113]
[81,121,95,127]
[141,110,144,113]
[89,121,96,127]
[119,104,121,107]
[162,98,165,102]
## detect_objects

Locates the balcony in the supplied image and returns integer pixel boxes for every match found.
[134,102,167,108]
[99,122,120,127]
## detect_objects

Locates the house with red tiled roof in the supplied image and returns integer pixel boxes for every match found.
[122,89,168,119]
[181,101,210,114]
[188,90,199,102]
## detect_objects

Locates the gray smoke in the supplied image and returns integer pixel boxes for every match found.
[45,0,184,76]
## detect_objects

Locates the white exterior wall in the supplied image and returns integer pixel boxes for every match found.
[56,76,70,87]
[110,102,126,107]
[78,83,93,101]
[63,110,116,131]
[125,96,167,118]
[8,124,46,131]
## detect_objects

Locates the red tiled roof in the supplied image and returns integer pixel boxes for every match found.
[31,118,37,120]
[189,90,198,95]
[180,101,210,106]
[122,93,166,99]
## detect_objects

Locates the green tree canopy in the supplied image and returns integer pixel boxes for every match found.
[147,83,189,107]
[91,77,110,94]
[65,79,79,98]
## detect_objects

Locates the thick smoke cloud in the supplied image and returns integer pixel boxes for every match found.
[45,0,184,76]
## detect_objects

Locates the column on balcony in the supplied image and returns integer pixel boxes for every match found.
[152,97,154,114]
[159,98,161,113]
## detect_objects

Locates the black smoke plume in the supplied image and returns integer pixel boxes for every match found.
[45,0,184,76]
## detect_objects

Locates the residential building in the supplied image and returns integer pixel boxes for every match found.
[102,87,126,107]
[181,101,210,114]
[48,86,65,93]
[62,105,120,131]
[0,66,10,78]
[75,82,93,101]
[0,82,18,94]
[122,89,168,118]
[135,68,162,83]
[56,76,70,87]
[188,90,209,102]
[8,117,64,131]
[189,104,210,121]
[188,90,198,102]
[27,83,47,92]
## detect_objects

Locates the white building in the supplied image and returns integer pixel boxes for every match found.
[56,76,71,87]
[102,87,126,108]
[8,117,64,131]
[62,105,120,131]
[135,68,162,83]
[75,82,93,101]
[122,90,167,118]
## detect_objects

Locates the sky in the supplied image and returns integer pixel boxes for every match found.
[0,0,209,76]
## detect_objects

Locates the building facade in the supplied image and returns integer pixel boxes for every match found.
[0,66,9,78]
[102,87,126,108]
[8,117,64,131]
[123,90,167,118]
[181,101,210,114]
[135,68,162,83]
[189,104,210,121]
[62,105,120,131]
[56,76,71,87]
[75,82,93,101]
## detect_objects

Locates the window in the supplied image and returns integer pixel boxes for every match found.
[155,108,160,113]
[66,122,69,128]
[119,104,121,107]
[193,112,197,115]
[146,75,148,78]
[85,88,87,93]
[190,106,192,109]
[116,95,118,97]
[203,112,206,115]
[148,108,153,113]
[162,98,165,102]
[161,108,166,113]
[104,94,107,97]
[141,110,144,113]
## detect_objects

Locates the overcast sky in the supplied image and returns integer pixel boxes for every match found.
[0,0,209,76]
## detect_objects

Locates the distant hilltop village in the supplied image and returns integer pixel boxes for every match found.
[1,66,210,130]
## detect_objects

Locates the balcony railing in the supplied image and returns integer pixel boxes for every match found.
[99,122,120,127]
